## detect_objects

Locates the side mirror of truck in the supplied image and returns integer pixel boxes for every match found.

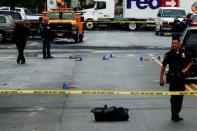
[158,13,161,17]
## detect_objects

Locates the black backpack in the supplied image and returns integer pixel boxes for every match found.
[91,105,129,121]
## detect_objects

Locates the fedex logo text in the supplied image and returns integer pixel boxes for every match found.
[127,0,179,9]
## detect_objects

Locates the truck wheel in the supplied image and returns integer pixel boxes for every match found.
[74,34,79,43]
[128,23,138,31]
[86,22,94,30]
[0,32,5,43]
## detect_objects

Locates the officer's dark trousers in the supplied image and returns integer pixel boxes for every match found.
[16,40,26,63]
[169,76,185,115]
[43,39,51,58]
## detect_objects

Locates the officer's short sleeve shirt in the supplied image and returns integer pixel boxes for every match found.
[162,49,192,72]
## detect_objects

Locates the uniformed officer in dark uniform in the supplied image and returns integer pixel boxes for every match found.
[40,23,54,59]
[12,21,29,64]
[160,37,192,122]
[171,17,183,38]
[181,13,193,31]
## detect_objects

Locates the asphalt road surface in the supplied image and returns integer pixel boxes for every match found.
[0,31,197,131]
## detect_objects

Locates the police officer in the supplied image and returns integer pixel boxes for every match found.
[12,21,29,64]
[160,37,192,122]
[171,17,183,38]
[181,13,193,31]
[40,23,54,59]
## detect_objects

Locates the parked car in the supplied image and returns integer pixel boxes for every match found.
[0,6,41,20]
[181,26,197,77]
[0,14,15,42]
[0,10,41,39]
[0,10,22,20]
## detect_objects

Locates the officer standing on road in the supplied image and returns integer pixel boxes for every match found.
[12,21,29,64]
[159,36,192,122]
[40,23,54,59]
[171,17,183,38]
[181,13,193,31]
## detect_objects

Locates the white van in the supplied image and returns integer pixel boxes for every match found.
[155,7,186,36]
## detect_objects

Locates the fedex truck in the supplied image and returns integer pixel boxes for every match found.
[82,0,197,30]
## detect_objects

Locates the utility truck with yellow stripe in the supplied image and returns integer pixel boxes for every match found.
[41,0,84,43]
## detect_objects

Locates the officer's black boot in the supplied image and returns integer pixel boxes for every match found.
[43,55,47,59]
[43,50,47,59]
[47,55,54,58]
[47,52,53,58]
[21,60,25,64]
[17,56,20,64]
[171,114,183,122]
[21,57,25,64]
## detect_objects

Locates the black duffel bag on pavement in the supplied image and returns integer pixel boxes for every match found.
[91,105,129,121]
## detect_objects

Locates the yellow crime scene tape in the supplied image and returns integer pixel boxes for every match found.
[0,90,197,96]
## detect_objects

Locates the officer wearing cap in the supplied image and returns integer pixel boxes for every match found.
[160,37,192,122]
[40,23,54,59]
